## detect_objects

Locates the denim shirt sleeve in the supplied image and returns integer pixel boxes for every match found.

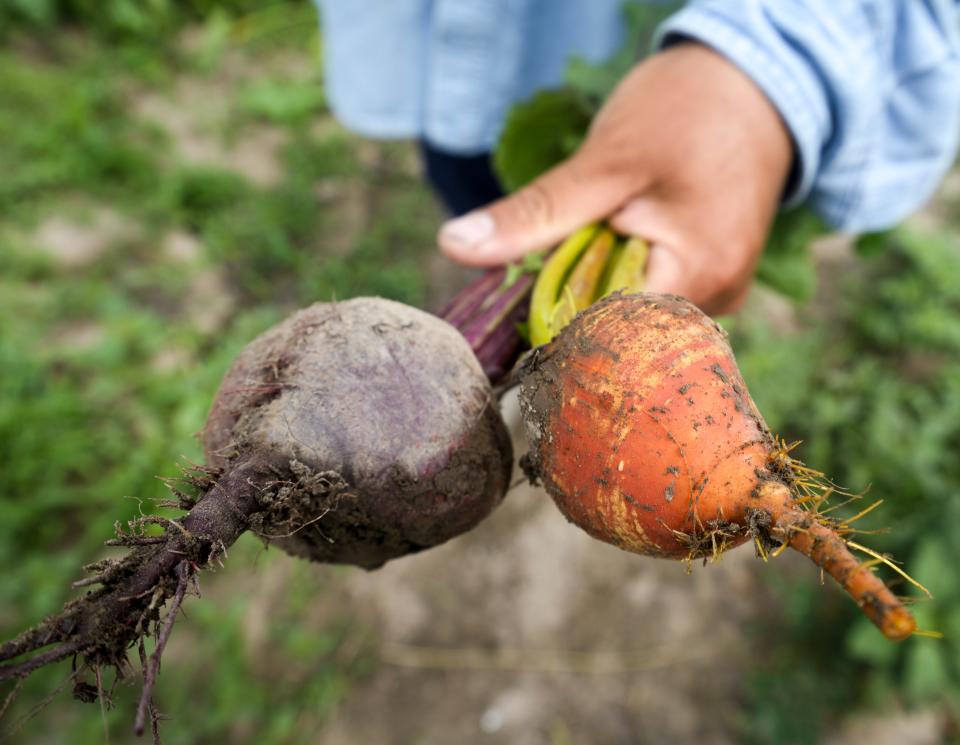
[657,1,960,231]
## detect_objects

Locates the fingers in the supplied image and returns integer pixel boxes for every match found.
[643,243,751,315]
[438,43,790,313]
[439,172,756,313]
[610,199,756,315]
[438,153,634,266]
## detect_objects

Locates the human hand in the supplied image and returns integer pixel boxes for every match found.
[437,43,794,315]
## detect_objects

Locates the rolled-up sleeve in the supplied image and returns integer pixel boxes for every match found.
[658,1,960,231]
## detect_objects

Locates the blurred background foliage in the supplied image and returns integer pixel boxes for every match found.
[0,1,435,742]
[0,0,313,42]
[732,227,960,743]
[0,1,958,743]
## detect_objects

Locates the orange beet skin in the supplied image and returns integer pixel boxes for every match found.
[519,292,917,641]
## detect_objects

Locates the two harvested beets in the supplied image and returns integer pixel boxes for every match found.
[0,291,918,738]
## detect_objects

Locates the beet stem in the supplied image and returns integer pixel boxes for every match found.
[440,267,535,383]
[438,270,503,329]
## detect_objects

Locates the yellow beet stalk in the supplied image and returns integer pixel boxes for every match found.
[548,228,616,334]
[528,224,600,346]
[600,236,649,298]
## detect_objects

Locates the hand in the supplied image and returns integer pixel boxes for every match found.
[437,43,794,315]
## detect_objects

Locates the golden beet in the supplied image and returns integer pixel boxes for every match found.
[519,292,917,641]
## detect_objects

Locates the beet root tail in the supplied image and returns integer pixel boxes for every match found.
[0,461,265,724]
[773,509,917,641]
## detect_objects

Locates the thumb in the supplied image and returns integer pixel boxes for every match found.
[438,153,631,266]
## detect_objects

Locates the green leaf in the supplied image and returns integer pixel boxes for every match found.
[504,251,545,287]
[493,88,594,193]
[755,207,827,301]
[520,250,545,274]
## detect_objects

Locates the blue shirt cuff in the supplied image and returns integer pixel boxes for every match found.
[655,4,832,207]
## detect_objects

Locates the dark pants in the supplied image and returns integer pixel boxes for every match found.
[419,141,504,217]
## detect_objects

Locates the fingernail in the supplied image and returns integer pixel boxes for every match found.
[439,211,496,253]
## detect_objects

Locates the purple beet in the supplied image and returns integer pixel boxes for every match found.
[203,297,512,568]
